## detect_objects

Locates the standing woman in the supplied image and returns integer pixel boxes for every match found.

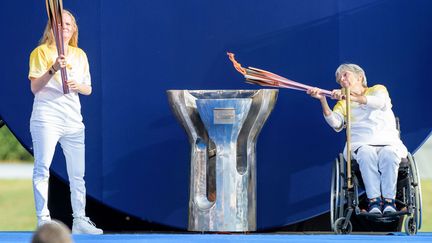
[28,9,102,234]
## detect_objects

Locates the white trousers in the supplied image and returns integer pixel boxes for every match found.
[353,145,401,199]
[30,122,86,221]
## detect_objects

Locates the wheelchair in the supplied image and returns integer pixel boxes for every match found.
[330,152,423,235]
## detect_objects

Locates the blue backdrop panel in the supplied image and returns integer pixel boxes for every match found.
[0,0,431,229]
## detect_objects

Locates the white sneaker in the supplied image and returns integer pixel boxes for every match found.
[37,219,51,227]
[72,217,103,234]
[37,216,52,227]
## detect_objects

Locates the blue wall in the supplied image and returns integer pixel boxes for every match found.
[1,0,431,229]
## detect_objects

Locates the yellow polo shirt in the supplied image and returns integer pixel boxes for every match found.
[28,44,91,127]
[325,85,407,158]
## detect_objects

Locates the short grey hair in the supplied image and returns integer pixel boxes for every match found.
[335,63,367,87]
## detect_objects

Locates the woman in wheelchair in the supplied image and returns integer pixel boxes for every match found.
[307,63,408,215]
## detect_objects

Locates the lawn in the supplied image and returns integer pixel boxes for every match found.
[0,179,431,232]
[420,179,432,231]
[0,179,36,231]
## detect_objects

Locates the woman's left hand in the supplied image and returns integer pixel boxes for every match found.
[67,80,81,93]
[350,91,367,104]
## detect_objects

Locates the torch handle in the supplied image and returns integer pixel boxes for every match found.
[46,0,69,94]
[344,87,352,189]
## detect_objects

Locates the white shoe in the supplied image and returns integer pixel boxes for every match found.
[37,216,52,227]
[37,220,51,227]
[72,217,103,234]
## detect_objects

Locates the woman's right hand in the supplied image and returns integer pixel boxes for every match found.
[53,55,67,71]
[331,89,344,100]
[307,87,325,100]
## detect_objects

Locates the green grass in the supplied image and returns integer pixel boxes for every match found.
[420,179,432,232]
[0,179,36,231]
[0,179,431,232]
[0,125,33,162]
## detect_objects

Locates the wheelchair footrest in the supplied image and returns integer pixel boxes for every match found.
[357,210,410,223]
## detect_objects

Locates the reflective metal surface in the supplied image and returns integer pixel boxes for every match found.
[167,89,278,232]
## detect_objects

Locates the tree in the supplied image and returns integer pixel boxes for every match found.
[0,121,33,162]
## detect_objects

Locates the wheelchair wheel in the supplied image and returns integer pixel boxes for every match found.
[334,217,352,234]
[404,216,417,235]
[408,153,422,230]
[330,154,345,230]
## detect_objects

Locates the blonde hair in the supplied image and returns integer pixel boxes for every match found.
[335,63,367,87]
[31,220,72,243]
[39,9,78,47]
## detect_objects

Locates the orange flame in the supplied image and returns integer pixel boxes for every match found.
[227,52,246,75]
